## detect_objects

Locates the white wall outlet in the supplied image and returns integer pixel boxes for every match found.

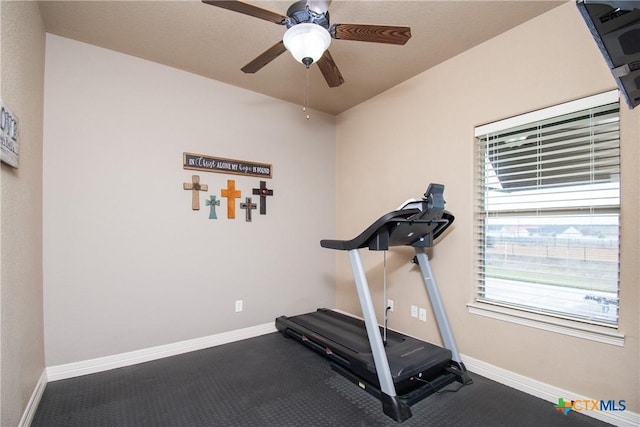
[418,307,427,322]
[411,305,418,318]
[387,299,394,312]
[235,300,243,313]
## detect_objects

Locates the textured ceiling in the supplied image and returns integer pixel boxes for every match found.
[38,0,564,115]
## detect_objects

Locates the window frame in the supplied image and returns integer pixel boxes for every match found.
[469,90,624,346]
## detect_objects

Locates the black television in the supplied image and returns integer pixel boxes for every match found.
[577,0,640,109]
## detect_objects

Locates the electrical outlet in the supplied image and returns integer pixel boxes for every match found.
[419,307,427,322]
[411,305,418,318]
[235,300,243,312]
[387,299,394,312]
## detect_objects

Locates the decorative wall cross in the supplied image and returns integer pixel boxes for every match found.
[252,180,274,215]
[205,195,220,219]
[183,175,208,210]
[221,179,241,219]
[240,197,257,222]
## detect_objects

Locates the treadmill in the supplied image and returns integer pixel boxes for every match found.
[276,184,471,422]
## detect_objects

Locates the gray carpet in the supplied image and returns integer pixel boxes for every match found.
[32,332,611,426]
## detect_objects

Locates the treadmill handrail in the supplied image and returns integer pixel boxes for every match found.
[320,183,453,252]
[320,210,454,251]
[320,208,421,251]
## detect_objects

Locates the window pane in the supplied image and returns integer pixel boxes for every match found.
[479,214,619,324]
[475,95,620,326]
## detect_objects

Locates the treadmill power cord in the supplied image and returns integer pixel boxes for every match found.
[410,370,474,394]
[383,306,391,347]
[436,380,473,393]
[383,250,389,346]
[410,375,439,395]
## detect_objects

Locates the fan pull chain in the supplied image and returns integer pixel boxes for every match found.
[303,67,310,120]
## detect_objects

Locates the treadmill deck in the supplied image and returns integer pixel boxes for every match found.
[276,309,452,395]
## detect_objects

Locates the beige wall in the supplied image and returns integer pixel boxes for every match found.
[0,1,46,425]
[42,35,336,366]
[335,2,639,413]
[2,1,638,423]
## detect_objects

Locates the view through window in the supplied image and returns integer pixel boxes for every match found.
[474,92,620,326]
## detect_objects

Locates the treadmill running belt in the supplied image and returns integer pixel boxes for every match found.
[289,310,403,353]
[276,309,452,394]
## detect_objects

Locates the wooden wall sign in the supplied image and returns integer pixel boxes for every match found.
[184,152,272,178]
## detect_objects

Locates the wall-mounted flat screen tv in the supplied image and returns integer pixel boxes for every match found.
[577,0,640,109]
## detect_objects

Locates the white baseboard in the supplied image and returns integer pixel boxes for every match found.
[47,322,277,381]
[18,369,47,427]
[462,353,639,427]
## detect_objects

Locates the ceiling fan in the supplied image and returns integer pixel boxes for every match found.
[202,0,412,87]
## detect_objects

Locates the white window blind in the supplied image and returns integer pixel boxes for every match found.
[474,91,620,326]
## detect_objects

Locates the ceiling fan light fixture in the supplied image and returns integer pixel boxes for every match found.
[283,23,331,67]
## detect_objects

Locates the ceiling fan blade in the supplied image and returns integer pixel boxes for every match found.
[316,50,344,88]
[306,0,332,14]
[202,1,288,24]
[331,24,411,45]
[241,41,288,73]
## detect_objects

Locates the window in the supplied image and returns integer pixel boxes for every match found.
[474,91,620,327]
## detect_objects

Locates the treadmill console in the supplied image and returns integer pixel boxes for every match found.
[401,183,446,221]
[321,183,454,251]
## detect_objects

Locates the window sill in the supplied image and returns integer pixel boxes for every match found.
[467,302,625,347]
